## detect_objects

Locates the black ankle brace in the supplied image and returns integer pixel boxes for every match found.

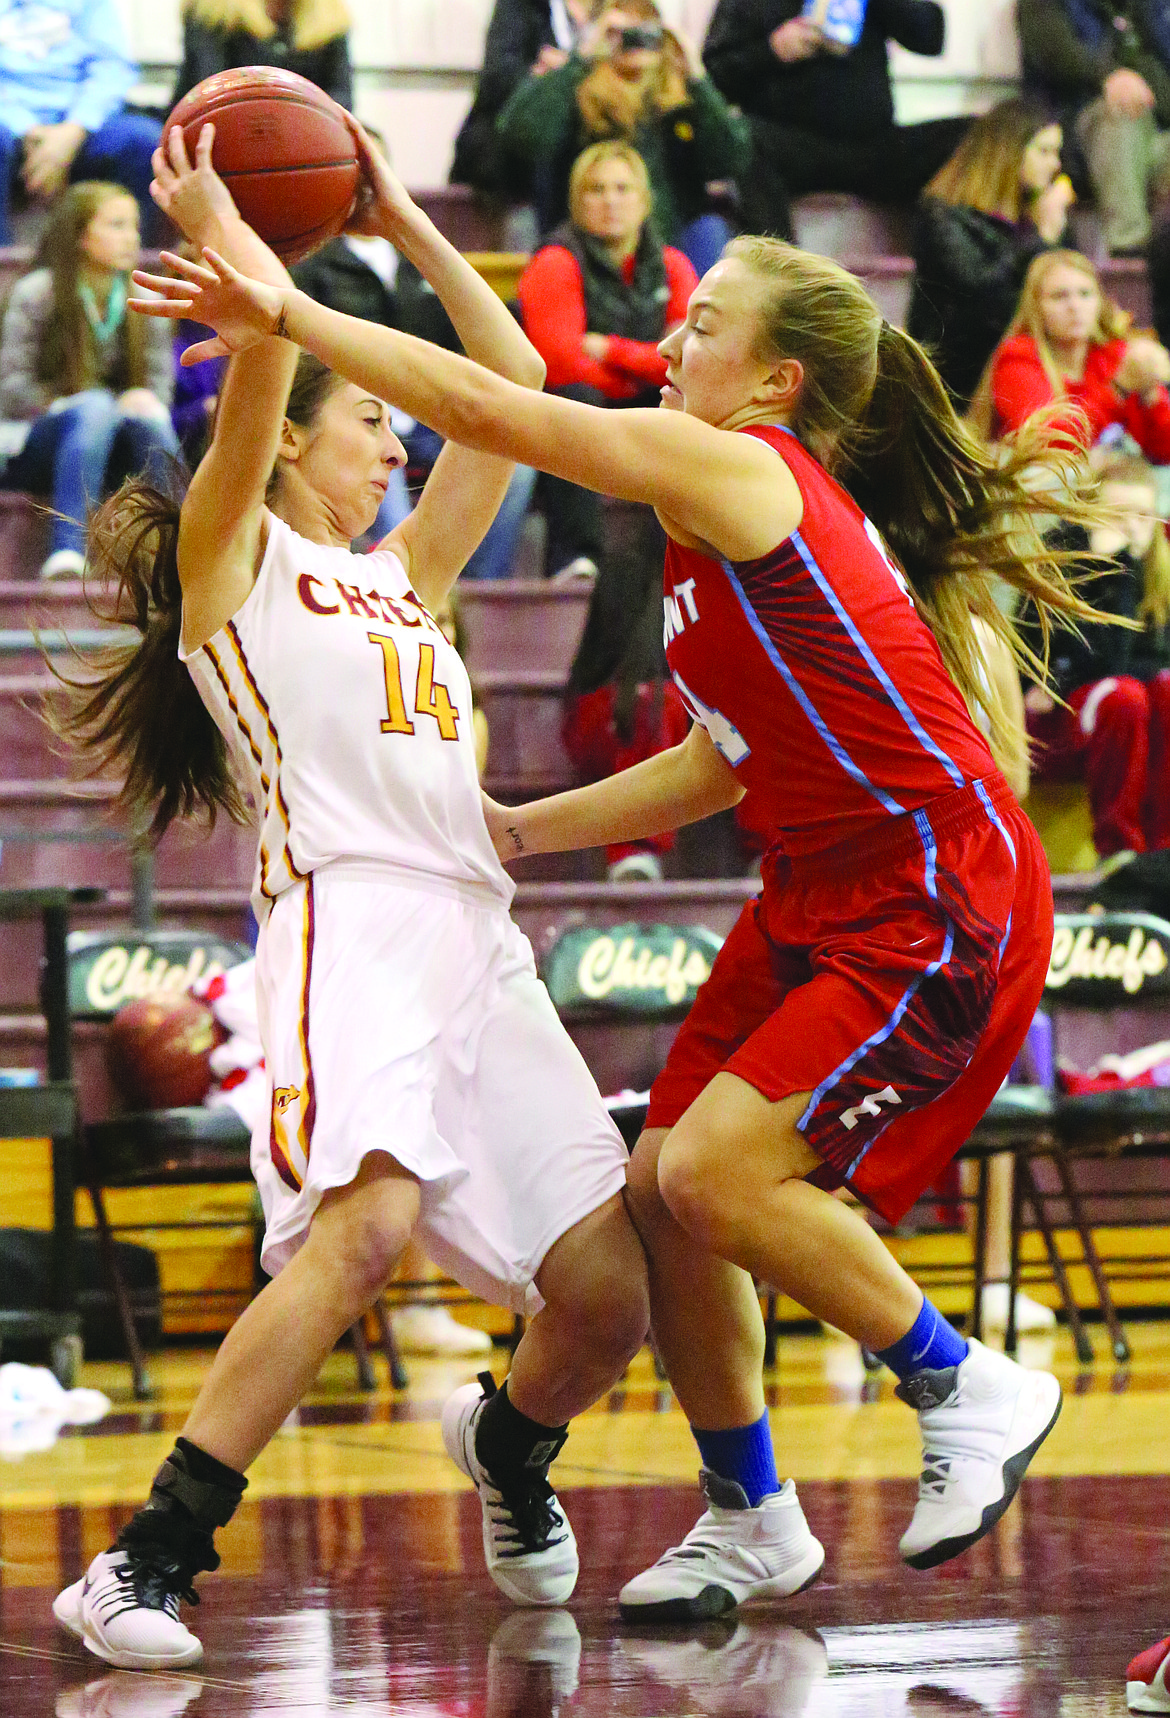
[112,1439,248,1597]
[474,1374,568,1486]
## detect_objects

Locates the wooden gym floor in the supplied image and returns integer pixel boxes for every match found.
[2,1322,1169,1716]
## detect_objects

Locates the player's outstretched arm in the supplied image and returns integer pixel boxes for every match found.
[139,125,298,651]
[132,256,800,564]
[484,722,744,865]
[344,121,546,604]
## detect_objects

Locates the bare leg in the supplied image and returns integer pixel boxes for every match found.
[506,1191,650,1426]
[626,1127,766,1430]
[658,1074,923,1351]
[182,1152,421,1471]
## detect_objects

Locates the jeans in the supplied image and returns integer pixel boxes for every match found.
[676,213,734,278]
[0,110,162,244]
[365,423,535,579]
[7,390,180,556]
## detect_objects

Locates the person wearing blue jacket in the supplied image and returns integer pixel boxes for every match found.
[0,0,161,244]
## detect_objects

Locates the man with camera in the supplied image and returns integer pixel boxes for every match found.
[495,3,751,276]
[702,0,969,239]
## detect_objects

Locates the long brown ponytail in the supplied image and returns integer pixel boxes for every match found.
[49,351,342,840]
[729,237,1112,782]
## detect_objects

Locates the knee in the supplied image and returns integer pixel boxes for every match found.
[310,1201,413,1310]
[656,1123,735,1254]
[570,1265,650,1366]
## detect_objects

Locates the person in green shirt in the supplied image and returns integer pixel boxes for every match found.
[496,1,751,276]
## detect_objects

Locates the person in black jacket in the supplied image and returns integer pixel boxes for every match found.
[1026,450,1170,855]
[173,0,353,112]
[451,0,593,200]
[907,98,1075,408]
[702,0,969,238]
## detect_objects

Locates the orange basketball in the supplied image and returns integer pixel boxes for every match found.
[166,67,360,264]
[106,993,223,1111]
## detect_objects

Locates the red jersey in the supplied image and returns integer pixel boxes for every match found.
[663,424,1002,856]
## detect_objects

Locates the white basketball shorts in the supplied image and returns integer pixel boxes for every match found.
[252,864,628,1313]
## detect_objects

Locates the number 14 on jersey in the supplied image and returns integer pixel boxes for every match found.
[368,632,460,741]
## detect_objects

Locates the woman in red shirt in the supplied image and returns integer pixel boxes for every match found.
[517,138,696,578]
[973,248,1170,458]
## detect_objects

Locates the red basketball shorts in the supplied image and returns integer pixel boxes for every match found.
[645,778,1052,1224]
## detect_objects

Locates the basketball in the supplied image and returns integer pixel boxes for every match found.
[105,992,223,1111]
[165,67,360,264]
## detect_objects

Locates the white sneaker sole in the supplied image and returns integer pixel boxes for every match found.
[618,1533,825,1623]
[902,1372,1062,1571]
[53,1578,203,1670]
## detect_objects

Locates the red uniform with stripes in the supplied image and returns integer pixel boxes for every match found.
[645,425,1052,1222]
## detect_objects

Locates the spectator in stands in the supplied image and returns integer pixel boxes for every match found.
[1025,450,1170,857]
[0,182,179,579]
[908,98,1076,409]
[563,511,690,881]
[1018,0,1170,256]
[497,1,750,277]
[452,0,593,203]
[0,0,160,247]
[173,0,353,112]
[293,132,535,575]
[701,0,968,241]
[970,248,1170,462]
[517,139,696,579]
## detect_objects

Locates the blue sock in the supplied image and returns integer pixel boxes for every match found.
[692,1414,780,1508]
[876,1297,967,1382]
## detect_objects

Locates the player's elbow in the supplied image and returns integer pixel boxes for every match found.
[513,347,546,391]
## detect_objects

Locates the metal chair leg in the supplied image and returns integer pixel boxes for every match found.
[350,1315,377,1391]
[370,1296,409,1390]
[970,1154,990,1342]
[83,1169,152,1400]
[1050,1145,1130,1363]
[1018,1154,1093,1365]
[1006,1145,1024,1356]
[763,1290,778,1371]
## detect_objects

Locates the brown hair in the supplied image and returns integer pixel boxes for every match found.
[576,1,689,139]
[49,352,343,839]
[567,139,652,227]
[967,248,1130,438]
[182,0,350,52]
[35,183,148,397]
[727,236,1111,783]
[924,98,1056,224]
[1094,449,1170,628]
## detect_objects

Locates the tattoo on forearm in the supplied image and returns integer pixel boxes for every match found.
[505,825,524,854]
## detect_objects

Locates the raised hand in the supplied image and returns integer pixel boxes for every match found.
[151,123,239,244]
[343,117,416,241]
[130,248,287,364]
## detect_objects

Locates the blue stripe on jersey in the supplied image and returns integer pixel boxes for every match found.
[789,528,966,790]
[973,778,1017,960]
[718,555,906,817]
[798,805,955,1180]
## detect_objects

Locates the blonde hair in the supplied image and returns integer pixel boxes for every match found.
[727,236,1112,783]
[576,0,689,138]
[1095,449,1170,629]
[183,0,350,52]
[968,249,1130,439]
[567,140,652,226]
[925,97,1056,224]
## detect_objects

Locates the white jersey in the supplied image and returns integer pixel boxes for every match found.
[183,513,512,914]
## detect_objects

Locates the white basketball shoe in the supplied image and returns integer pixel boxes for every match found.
[897,1337,1062,1569]
[441,1376,579,1605]
[618,1472,825,1621]
[53,1549,203,1671]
